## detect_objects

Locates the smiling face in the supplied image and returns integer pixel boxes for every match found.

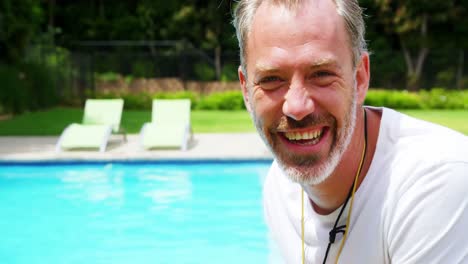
[239,0,367,185]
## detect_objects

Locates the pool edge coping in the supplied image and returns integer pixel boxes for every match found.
[0,157,274,165]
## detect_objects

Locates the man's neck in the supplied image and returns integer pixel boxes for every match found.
[302,107,382,215]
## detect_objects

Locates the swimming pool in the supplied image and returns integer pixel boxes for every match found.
[0,161,274,264]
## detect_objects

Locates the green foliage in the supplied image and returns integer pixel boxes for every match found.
[221,64,239,82]
[124,76,134,85]
[365,88,468,110]
[24,43,74,105]
[122,93,153,110]
[0,63,58,114]
[131,61,156,78]
[0,64,28,113]
[194,63,216,81]
[95,72,121,82]
[435,69,455,88]
[369,0,467,90]
[0,0,43,64]
[365,90,422,109]
[91,89,467,112]
[22,62,58,110]
[94,90,246,111]
[196,91,245,110]
[153,91,199,109]
[94,90,200,110]
[420,88,468,109]
[94,90,152,110]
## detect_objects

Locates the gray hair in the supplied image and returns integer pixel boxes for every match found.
[232,0,367,76]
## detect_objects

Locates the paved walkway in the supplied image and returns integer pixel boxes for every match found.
[0,133,273,162]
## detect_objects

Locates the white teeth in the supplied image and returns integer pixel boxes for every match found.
[285,129,322,141]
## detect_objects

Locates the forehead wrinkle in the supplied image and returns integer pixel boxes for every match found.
[254,62,281,74]
[310,58,336,67]
[254,57,342,74]
[309,58,343,72]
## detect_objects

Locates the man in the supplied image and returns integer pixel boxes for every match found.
[232,0,468,263]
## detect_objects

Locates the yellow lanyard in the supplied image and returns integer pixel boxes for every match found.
[301,109,367,264]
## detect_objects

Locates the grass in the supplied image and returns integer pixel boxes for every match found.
[0,107,255,135]
[0,107,466,135]
[400,109,468,135]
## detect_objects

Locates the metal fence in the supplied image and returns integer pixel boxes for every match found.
[27,41,467,104]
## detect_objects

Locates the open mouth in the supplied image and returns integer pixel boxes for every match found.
[282,127,326,145]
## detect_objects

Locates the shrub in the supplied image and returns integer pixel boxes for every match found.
[194,62,216,81]
[435,69,455,88]
[94,90,200,110]
[0,64,28,113]
[365,88,468,110]
[221,63,238,82]
[87,88,467,112]
[22,62,58,110]
[0,62,58,114]
[385,91,422,109]
[95,72,121,82]
[131,61,155,78]
[153,91,199,109]
[94,91,151,110]
[420,88,468,109]
[364,90,390,107]
[196,91,245,110]
[365,89,422,109]
[122,93,152,110]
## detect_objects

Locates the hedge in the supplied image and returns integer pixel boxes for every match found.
[93,90,245,111]
[2,83,467,114]
[90,88,468,111]
[365,89,468,110]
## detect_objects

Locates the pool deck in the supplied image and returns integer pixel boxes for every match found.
[0,133,273,162]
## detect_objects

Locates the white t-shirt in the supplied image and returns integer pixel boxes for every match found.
[263,107,468,264]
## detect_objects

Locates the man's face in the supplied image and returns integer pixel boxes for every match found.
[239,0,366,185]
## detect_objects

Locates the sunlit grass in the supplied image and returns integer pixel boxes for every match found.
[400,110,468,135]
[0,108,255,135]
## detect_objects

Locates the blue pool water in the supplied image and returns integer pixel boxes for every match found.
[0,161,272,264]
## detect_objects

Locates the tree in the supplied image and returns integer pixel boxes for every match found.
[161,0,237,80]
[374,0,460,90]
[0,0,43,64]
[450,0,468,89]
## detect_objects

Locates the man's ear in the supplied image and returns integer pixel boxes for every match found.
[238,65,252,112]
[355,52,370,105]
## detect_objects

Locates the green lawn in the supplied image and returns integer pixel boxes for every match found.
[400,110,468,135]
[0,108,255,135]
[0,107,466,135]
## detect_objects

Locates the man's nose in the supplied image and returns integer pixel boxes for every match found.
[282,83,315,121]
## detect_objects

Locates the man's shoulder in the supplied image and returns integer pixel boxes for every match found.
[264,160,296,190]
[380,107,468,164]
[373,108,468,196]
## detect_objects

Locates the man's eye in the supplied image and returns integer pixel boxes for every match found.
[309,71,336,87]
[254,76,284,90]
[312,71,333,78]
[256,76,281,84]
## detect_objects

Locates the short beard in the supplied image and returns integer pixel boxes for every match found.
[252,89,358,186]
